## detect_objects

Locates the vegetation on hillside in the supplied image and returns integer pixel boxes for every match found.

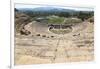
[15,8,94,34]
[15,11,32,33]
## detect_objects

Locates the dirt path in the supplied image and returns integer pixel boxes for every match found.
[52,35,68,63]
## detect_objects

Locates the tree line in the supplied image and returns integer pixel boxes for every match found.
[15,8,94,21]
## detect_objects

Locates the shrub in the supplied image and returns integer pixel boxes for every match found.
[88,17,94,23]
[42,35,46,37]
[36,34,40,36]
[51,36,54,38]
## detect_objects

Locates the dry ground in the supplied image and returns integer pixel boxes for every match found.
[14,21,94,65]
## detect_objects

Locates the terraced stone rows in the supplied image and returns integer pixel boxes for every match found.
[15,22,94,64]
[15,34,93,64]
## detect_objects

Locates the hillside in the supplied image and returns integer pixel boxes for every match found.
[15,10,32,34]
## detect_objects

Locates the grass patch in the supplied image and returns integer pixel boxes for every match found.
[47,16,65,24]
[64,18,82,24]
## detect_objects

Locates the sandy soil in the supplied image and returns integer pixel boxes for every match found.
[14,21,94,65]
